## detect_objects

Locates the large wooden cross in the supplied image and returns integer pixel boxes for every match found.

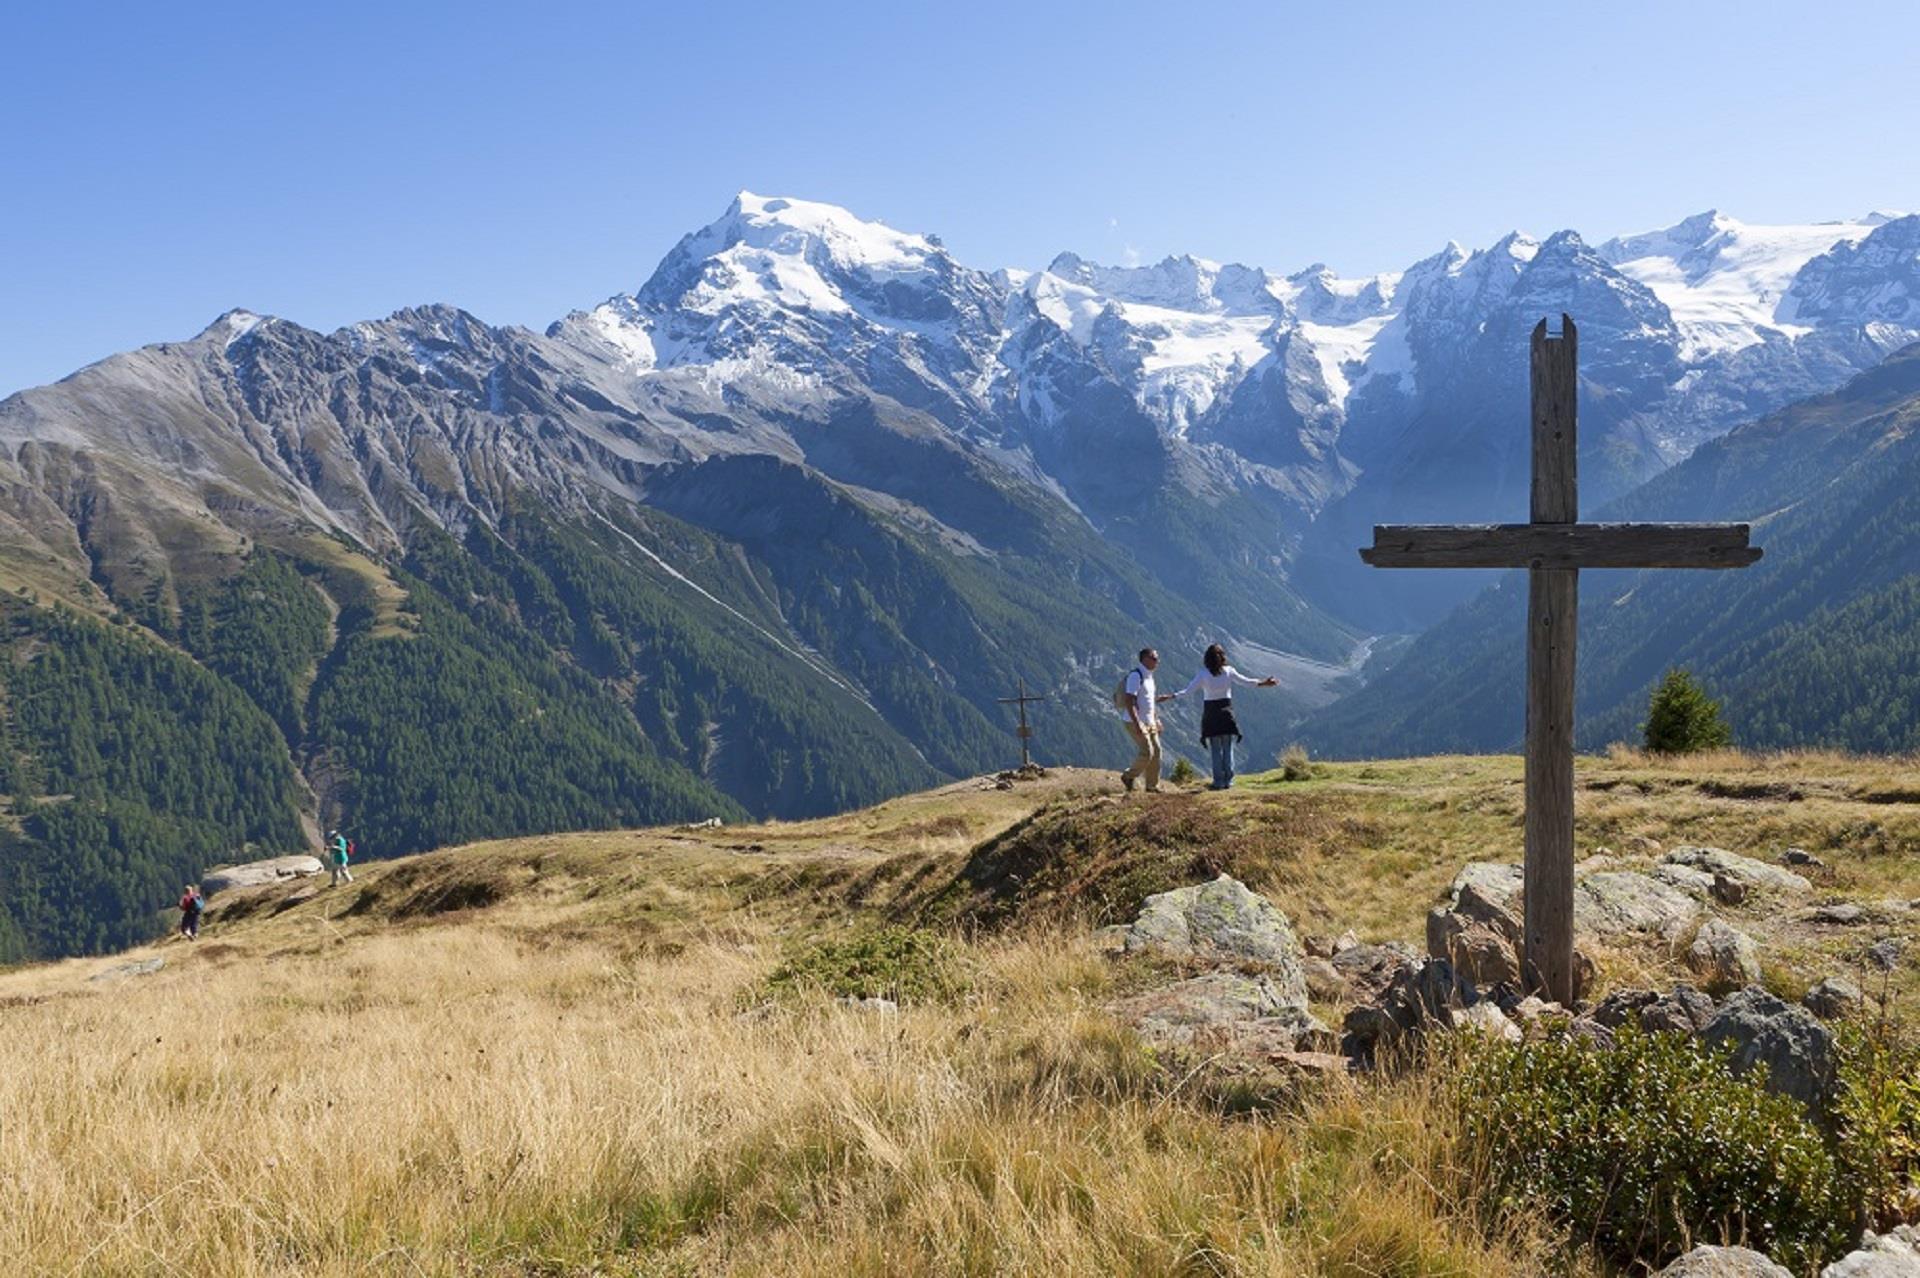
[1359,315,1762,1004]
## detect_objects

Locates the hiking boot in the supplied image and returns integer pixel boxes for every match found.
[1120,772,1136,792]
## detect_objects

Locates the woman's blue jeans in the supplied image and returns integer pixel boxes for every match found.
[1205,735,1235,789]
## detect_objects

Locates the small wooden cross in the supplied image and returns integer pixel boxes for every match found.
[1359,315,1762,1004]
[997,679,1046,769]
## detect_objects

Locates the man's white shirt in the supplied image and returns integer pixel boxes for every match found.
[1123,667,1157,728]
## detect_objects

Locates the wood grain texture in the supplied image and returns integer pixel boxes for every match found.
[1531,315,1578,524]
[1524,565,1578,1004]
[1359,522,1762,569]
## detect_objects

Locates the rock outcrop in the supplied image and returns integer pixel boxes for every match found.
[1822,1225,1920,1276]
[1657,1244,1793,1276]
[1700,988,1835,1109]
[201,855,325,898]
[1658,1243,1789,1274]
[1125,874,1307,1002]
[1687,918,1763,993]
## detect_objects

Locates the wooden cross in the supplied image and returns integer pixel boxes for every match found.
[996,679,1046,769]
[1359,315,1762,1004]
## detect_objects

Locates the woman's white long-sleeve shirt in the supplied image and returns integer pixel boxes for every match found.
[1170,666,1264,702]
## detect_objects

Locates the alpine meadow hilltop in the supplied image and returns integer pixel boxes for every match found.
[1,192,1919,960]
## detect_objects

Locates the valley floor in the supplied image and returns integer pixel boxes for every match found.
[3,753,1917,1275]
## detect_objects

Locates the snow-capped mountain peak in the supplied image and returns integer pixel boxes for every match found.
[1598,210,1882,358]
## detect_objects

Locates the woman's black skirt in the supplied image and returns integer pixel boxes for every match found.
[1200,698,1241,744]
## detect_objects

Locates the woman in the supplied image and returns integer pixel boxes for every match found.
[177,884,204,940]
[1161,644,1278,790]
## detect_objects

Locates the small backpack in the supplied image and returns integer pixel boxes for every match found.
[1112,667,1142,712]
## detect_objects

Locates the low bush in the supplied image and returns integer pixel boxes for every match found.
[1279,743,1312,781]
[1168,757,1200,786]
[1833,1011,1920,1230]
[759,925,970,1005]
[1454,1029,1849,1271]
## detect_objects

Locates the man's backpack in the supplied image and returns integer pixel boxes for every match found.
[1112,668,1142,713]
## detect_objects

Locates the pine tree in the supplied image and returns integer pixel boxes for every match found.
[1643,668,1732,754]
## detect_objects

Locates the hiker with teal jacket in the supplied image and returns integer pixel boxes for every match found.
[327,829,354,887]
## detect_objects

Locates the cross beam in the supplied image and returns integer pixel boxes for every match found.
[1360,523,1761,570]
[1358,315,1762,1005]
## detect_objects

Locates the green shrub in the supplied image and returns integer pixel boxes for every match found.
[1643,668,1733,753]
[1454,1029,1848,1270]
[1169,757,1200,786]
[760,926,970,1005]
[1833,1013,1920,1230]
[1279,743,1312,781]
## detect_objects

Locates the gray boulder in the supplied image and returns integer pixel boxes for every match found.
[1821,1226,1920,1277]
[1577,870,1701,941]
[1590,985,1718,1035]
[1687,919,1763,993]
[1782,847,1827,869]
[90,957,165,982]
[1124,874,1307,1002]
[1803,975,1865,1020]
[1665,846,1812,894]
[1659,1244,1793,1276]
[201,854,325,898]
[1112,973,1328,1051]
[1701,988,1835,1108]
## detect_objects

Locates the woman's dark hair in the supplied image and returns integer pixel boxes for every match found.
[1204,643,1227,675]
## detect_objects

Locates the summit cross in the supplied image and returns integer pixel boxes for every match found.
[1359,315,1763,1005]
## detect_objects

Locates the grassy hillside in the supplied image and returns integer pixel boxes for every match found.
[4,751,1917,1275]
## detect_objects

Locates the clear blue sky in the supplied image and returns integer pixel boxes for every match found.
[4,0,1917,396]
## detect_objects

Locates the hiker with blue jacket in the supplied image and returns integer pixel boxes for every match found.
[1161,643,1278,790]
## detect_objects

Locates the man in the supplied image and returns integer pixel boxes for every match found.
[1119,647,1162,793]
[328,829,353,887]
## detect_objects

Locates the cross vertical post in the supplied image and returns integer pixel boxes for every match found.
[1526,317,1578,1004]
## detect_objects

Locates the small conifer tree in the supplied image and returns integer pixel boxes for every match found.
[1168,756,1200,786]
[1643,668,1732,753]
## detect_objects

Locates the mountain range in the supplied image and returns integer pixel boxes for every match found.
[0,192,1915,958]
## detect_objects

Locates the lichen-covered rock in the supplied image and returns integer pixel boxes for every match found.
[1687,918,1763,993]
[1658,1244,1792,1276]
[1576,871,1701,940]
[1803,975,1865,1020]
[1653,862,1720,896]
[1664,846,1811,894]
[1114,972,1295,1036]
[1124,874,1306,1001]
[1701,987,1835,1108]
[1821,1225,1920,1276]
[201,855,325,898]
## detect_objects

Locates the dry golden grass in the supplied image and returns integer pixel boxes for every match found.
[1,752,1913,1275]
[0,923,1584,1276]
